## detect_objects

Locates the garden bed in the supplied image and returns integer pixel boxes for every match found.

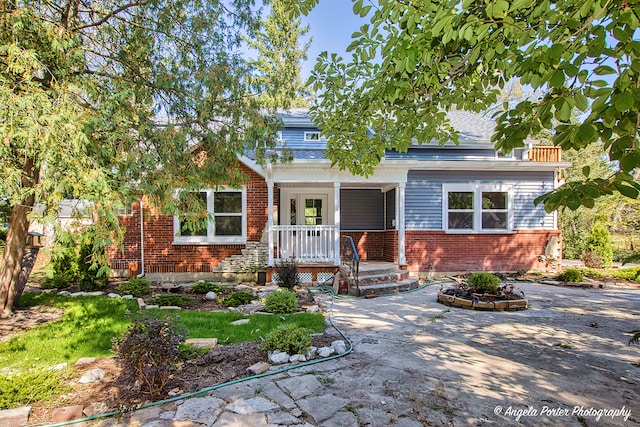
[436,292,528,311]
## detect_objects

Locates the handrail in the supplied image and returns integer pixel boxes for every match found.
[340,235,360,291]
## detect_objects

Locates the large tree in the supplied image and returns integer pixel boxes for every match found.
[0,0,287,316]
[301,0,639,211]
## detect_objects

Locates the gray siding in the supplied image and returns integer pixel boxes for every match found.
[385,189,396,230]
[405,170,555,230]
[386,148,497,160]
[341,189,384,230]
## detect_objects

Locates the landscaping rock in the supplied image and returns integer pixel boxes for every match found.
[331,340,347,354]
[49,362,67,371]
[70,292,87,297]
[0,406,31,427]
[306,346,318,360]
[184,338,218,349]
[289,354,307,363]
[246,361,270,375]
[74,357,96,366]
[225,396,279,414]
[122,294,134,299]
[230,318,250,325]
[51,405,84,422]
[79,368,105,384]
[204,291,217,301]
[159,306,181,310]
[317,346,334,358]
[146,305,159,309]
[269,350,290,364]
[85,291,105,296]
[84,402,110,417]
[137,298,146,308]
[107,293,120,298]
[306,305,320,312]
[58,291,71,296]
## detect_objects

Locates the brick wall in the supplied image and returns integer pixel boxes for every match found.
[340,231,386,260]
[383,230,398,263]
[109,164,269,274]
[404,230,561,273]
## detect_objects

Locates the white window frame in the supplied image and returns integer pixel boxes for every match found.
[173,187,246,244]
[443,183,513,233]
[304,131,321,142]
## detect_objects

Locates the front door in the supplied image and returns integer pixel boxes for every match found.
[286,194,329,260]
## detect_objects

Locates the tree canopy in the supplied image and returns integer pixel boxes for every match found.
[303,0,639,212]
[0,0,291,314]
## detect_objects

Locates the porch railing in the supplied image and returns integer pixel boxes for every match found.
[273,225,337,263]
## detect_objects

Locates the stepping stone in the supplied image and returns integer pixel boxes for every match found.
[51,405,83,422]
[184,338,218,349]
[0,406,31,427]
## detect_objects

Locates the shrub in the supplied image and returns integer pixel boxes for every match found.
[178,343,209,361]
[466,272,501,294]
[264,289,299,314]
[45,232,80,288]
[191,281,225,294]
[584,222,613,268]
[113,315,186,398]
[260,323,311,355]
[42,274,74,290]
[77,240,109,292]
[275,260,299,289]
[116,277,151,297]
[558,268,584,283]
[148,294,194,308]
[0,227,7,248]
[582,251,604,269]
[220,291,254,307]
[0,370,71,410]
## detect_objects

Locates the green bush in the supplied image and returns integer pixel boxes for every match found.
[45,232,80,288]
[77,240,109,292]
[148,294,194,308]
[558,268,584,283]
[178,343,210,360]
[260,323,311,355]
[42,273,74,290]
[113,315,186,398]
[264,289,299,314]
[0,370,71,410]
[116,277,151,297]
[467,272,501,294]
[0,227,7,247]
[220,291,255,307]
[191,281,225,294]
[584,222,613,268]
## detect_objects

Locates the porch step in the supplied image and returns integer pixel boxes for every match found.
[346,265,420,296]
[355,278,421,297]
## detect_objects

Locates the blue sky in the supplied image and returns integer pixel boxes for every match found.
[299,1,365,78]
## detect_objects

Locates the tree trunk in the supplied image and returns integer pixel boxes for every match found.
[0,156,40,317]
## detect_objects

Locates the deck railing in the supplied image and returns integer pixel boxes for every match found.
[273,225,337,263]
[529,146,562,162]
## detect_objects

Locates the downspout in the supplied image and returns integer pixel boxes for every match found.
[136,199,145,278]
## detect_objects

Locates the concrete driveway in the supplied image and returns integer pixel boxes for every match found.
[109,281,640,427]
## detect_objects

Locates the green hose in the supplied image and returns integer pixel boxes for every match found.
[36,280,444,427]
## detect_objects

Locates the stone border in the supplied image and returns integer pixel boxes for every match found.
[437,292,528,311]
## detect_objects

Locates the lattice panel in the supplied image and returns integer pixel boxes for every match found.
[297,272,313,283]
[272,273,280,283]
[317,272,335,283]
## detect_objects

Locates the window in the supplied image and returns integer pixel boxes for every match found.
[174,188,246,244]
[444,184,511,232]
[304,131,320,141]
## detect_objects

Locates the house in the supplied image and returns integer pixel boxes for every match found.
[108,110,568,285]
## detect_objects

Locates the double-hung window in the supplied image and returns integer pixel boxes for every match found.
[174,188,246,244]
[444,184,512,232]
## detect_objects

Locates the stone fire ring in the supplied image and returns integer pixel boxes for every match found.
[437,292,528,311]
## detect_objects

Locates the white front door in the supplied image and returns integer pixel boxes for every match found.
[280,194,328,261]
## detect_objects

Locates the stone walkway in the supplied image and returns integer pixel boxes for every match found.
[9,281,640,426]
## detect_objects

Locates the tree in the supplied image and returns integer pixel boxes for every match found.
[248,0,312,109]
[303,0,639,210]
[0,0,284,316]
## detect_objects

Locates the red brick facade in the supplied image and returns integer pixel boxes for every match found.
[340,231,385,261]
[109,164,270,275]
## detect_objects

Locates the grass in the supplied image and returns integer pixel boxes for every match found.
[149,309,326,345]
[578,266,640,281]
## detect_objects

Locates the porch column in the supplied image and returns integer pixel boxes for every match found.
[397,182,406,265]
[267,180,274,267]
[334,181,340,266]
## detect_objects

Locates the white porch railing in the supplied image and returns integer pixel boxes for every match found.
[273,225,337,263]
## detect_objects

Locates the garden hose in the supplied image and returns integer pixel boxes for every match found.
[36,279,445,427]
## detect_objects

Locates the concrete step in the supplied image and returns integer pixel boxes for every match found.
[350,277,421,296]
[356,270,410,287]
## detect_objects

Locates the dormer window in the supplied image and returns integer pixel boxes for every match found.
[277,131,283,141]
[304,131,321,141]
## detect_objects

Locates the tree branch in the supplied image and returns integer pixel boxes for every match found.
[72,1,146,31]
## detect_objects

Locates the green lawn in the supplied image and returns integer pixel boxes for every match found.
[1,292,325,372]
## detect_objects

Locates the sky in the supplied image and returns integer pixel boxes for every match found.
[298,1,366,78]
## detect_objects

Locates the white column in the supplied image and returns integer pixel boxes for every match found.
[397,182,406,265]
[267,180,274,267]
[334,181,341,266]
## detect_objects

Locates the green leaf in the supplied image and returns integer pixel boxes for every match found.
[549,69,565,88]
[577,124,596,142]
[582,166,591,178]
[574,92,589,111]
[613,92,634,112]
[593,65,616,75]
[615,182,640,199]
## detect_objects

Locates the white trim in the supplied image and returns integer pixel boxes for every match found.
[267,180,274,267]
[397,182,406,265]
[334,182,341,266]
[443,183,513,233]
[238,155,265,178]
[173,187,246,244]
